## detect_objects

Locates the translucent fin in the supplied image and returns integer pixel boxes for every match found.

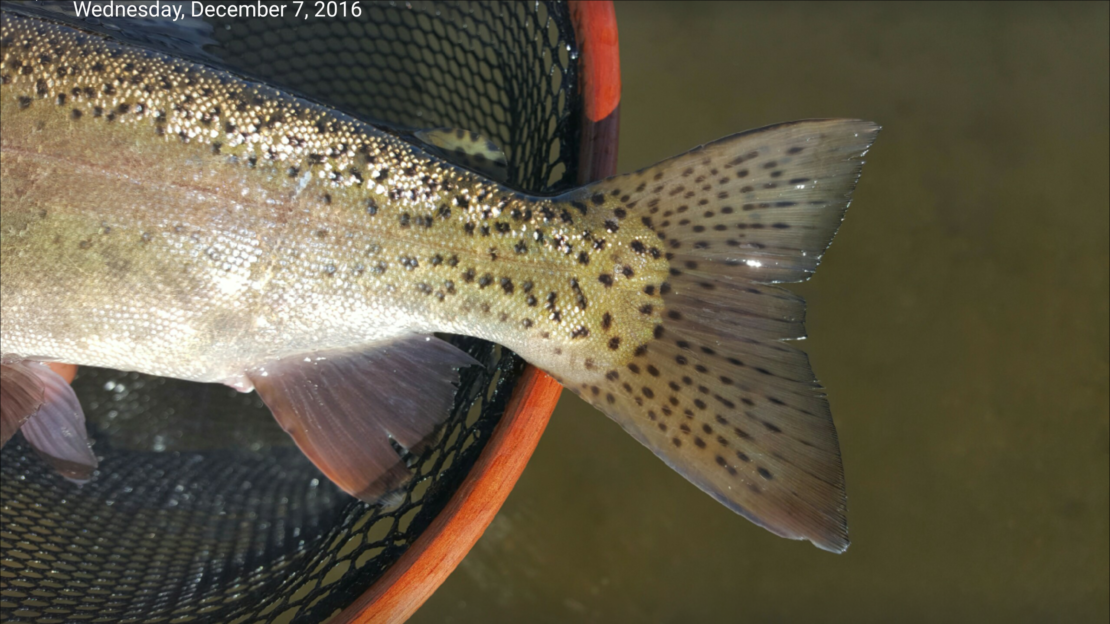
[559,120,878,552]
[246,335,479,502]
[1,362,46,446]
[2,361,97,481]
[415,127,510,183]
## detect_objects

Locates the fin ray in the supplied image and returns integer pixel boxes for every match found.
[246,335,479,502]
[1,362,46,446]
[558,119,878,552]
[573,119,879,284]
[3,361,97,481]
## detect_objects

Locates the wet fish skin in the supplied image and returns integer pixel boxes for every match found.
[0,12,877,552]
[0,14,657,388]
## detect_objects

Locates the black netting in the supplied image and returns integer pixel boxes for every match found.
[0,2,582,622]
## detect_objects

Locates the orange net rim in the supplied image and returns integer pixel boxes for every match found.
[335,2,621,622]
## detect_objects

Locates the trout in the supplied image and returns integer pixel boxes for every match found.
[0,11,877,552]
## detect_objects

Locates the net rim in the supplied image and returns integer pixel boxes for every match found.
[333,2,621,622]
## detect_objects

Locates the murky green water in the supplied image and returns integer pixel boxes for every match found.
[414,3,1109,622]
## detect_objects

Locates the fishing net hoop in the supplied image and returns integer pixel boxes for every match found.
[0,2,620,623]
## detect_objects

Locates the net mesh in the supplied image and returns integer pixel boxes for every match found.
[0,2,582,622]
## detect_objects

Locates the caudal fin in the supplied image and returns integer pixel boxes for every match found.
[562,120,878,552]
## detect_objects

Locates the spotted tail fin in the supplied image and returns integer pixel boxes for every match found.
[563,120,878,552]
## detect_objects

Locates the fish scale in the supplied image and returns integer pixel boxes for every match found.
[0,12,878,552]
[0,12,663,383]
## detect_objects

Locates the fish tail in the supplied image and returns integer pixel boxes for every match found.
[561,119,878,552]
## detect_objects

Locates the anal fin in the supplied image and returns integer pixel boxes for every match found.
[246,335,479,502]
[1,362,45,445]
[1,360,97,482]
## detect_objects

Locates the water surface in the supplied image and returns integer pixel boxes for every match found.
[414,3,1109,622]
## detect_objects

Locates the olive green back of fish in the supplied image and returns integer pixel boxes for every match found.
[1,11,659,380]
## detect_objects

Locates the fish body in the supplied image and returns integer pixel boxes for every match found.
[0,12,877,552]
[0,17,633,389]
